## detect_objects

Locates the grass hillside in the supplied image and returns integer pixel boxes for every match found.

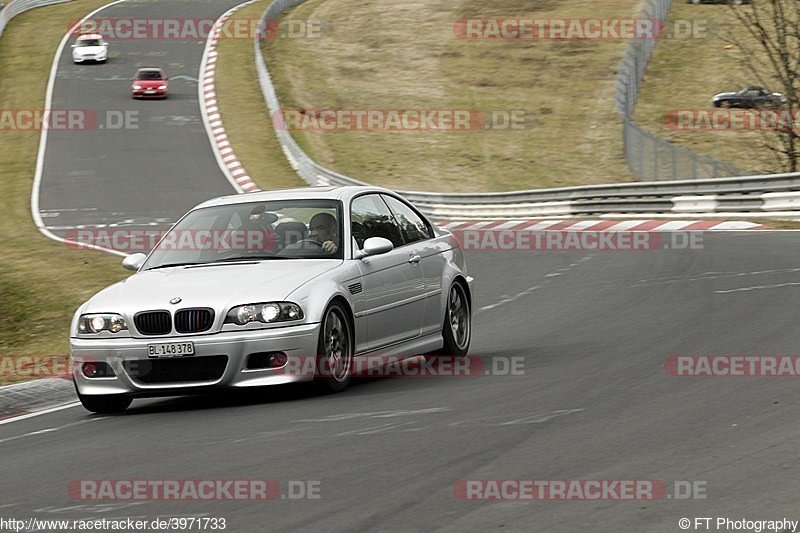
[231,0,643,192]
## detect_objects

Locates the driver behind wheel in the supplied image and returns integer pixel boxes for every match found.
[281,212,339,255]
[309,212,339,254]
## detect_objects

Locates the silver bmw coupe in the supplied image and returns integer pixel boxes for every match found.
[70,186,473,413]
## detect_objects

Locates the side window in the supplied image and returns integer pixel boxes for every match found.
[350,194,405,251]
[381,195,433,244]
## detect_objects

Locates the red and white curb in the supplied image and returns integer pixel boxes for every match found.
[439,220,772,232]
[199,0,261,194]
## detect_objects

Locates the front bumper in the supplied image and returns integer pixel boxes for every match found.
[71,322,320,397]
[73,55,106,63]
[132,89,167,98]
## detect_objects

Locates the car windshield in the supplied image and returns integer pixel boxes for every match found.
[137,70,163,80]
[77,39,102,47]
[142,199,343,269]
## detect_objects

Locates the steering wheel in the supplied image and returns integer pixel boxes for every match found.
[295,238,323,248]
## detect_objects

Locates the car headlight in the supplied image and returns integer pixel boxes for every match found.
[158,85,167,89]
[225,302,303,325]
[133,85,142,90]
[79,313,128,334]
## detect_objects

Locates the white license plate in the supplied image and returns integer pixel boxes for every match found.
[146,89,155,93]
[147,342,194,357]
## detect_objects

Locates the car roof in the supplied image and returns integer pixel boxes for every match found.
[77,34,103,40]
[194,185,400,210]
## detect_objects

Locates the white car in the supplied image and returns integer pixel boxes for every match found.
[71,34,108,63]
[70,186,474,413]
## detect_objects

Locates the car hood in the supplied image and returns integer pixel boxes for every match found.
[712,92,738,99]
[134,80,166,88]
[84,260,342,313]
[74,46,106,55]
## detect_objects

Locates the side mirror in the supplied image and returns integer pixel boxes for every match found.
[122,253,147,272]
[355,237,393,259]
[71,44,76,48]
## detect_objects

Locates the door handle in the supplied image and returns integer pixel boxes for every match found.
[408,255,421,264]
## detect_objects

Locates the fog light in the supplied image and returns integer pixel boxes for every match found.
[246,352,287,370]
[269,352,288,368]
[82,361,115,378]
[82,362,97,377]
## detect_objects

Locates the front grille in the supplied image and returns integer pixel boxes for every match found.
[124,355,228,384]
[134,311,171,335]
[174,308,214,334]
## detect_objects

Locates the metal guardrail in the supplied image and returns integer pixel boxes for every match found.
[403,171,800,219]
[0,0,73,38]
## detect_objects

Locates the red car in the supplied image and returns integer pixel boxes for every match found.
[131,67,168,99]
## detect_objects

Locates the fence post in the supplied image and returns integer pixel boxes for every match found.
[653,136,660,181]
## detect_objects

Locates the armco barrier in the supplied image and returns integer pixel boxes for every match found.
[403,173,800,219]
[0,0,73,38]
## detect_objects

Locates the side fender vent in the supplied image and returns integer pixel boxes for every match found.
[348,282,363,295]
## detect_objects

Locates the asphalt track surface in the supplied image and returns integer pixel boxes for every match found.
[4,233,800,531]
[37,0,245,241]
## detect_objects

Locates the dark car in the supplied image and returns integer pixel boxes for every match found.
[687,0,749,5]
[131,67,168,99]
[712,86,785,108]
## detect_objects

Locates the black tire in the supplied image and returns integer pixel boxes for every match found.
[429,282,471,358]
[77,391,132,414]
[720,101,732,109]
[313,302,354,393]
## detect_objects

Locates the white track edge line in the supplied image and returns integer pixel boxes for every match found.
[30,0,129,258]
[0,402,81,426]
